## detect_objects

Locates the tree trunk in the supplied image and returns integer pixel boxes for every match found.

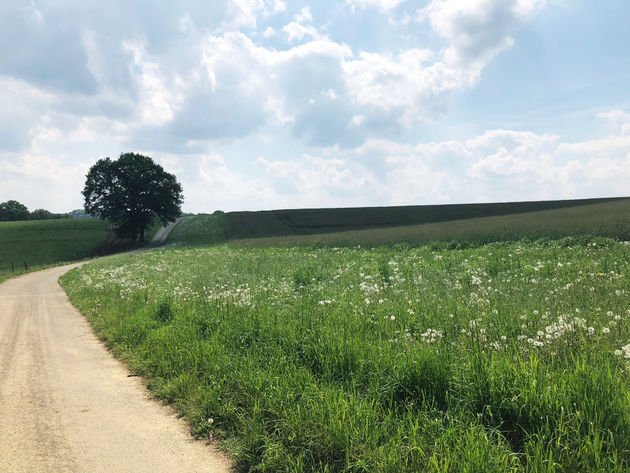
[140,226,145,242]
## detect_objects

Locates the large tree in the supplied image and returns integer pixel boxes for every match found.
[0,200,30,221]
[83,153,183,241]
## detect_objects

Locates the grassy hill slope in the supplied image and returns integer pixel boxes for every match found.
[0,219,111,282]
[166,213,227,246]
[0,217,167,283]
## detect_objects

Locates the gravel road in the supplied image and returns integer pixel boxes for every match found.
[0,220,231,472]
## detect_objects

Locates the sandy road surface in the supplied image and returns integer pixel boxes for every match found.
[0,223,231,472]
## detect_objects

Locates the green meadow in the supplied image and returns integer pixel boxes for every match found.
[0,217,165,283]
[61,237,630,472]
[0,218,110,282]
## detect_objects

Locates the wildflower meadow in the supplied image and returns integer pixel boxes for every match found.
[61,237,630,472]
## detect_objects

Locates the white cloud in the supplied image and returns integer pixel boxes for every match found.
[349,114,365,127]
[262,26,277,38]
[556,134,630,156]
[282,6,322,43]
[597,109,630,135]
[0,0,553,153]
[185,153,280,211]
[0,150,91,211]
[346,0,407,13]
[294,7,313,23]
[2,109,630,212]
[343,49,449,125]
[0,76,55,151]
[2,1,627,214]
[464,125,629,199]
[258,154,386,207]
[418,0,547,68]
[227,0,287,28]
[466,129,557,153]
[283,22,322,43]
[123,40,183,126]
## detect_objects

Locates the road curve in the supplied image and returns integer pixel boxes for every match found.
[146,216,190,248]
[0,263,231,472]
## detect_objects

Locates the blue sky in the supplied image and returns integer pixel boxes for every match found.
[1,0,629,213]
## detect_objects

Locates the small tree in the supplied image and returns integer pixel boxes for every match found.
[83,153,183,241]
[0,200,30,221]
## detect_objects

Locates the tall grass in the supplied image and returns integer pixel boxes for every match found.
[61,239,630,472]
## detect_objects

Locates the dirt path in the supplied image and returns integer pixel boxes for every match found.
[146,216,190,248]
[0,225,232,472]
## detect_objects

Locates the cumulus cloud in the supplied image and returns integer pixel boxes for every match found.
[596,109,630,135]
[0,77,55,152]
[3,108,630,211]
[3,1,626,214]
[418,0,547,69]
[227,0,287,29]
[343,49,447,126]
[461,124,629,200]
[0,0,552,156]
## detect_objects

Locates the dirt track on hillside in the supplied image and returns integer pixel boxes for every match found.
[0,224,231,472]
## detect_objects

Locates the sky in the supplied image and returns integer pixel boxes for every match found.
[1,0,629,213]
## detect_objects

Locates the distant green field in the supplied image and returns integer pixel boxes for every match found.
[233,199,630,248]
[0,219,111,282]
[226,196,627,240]
[171,198,630,249]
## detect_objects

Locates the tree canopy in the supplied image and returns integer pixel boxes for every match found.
[83,153,183,241]
[30,209,53,220]
[0,200,30,221]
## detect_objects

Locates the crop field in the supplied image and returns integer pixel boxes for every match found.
[171,199,630,249]
[0,218,111,282]
[61,238,630,472]
[225,197,628,240]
